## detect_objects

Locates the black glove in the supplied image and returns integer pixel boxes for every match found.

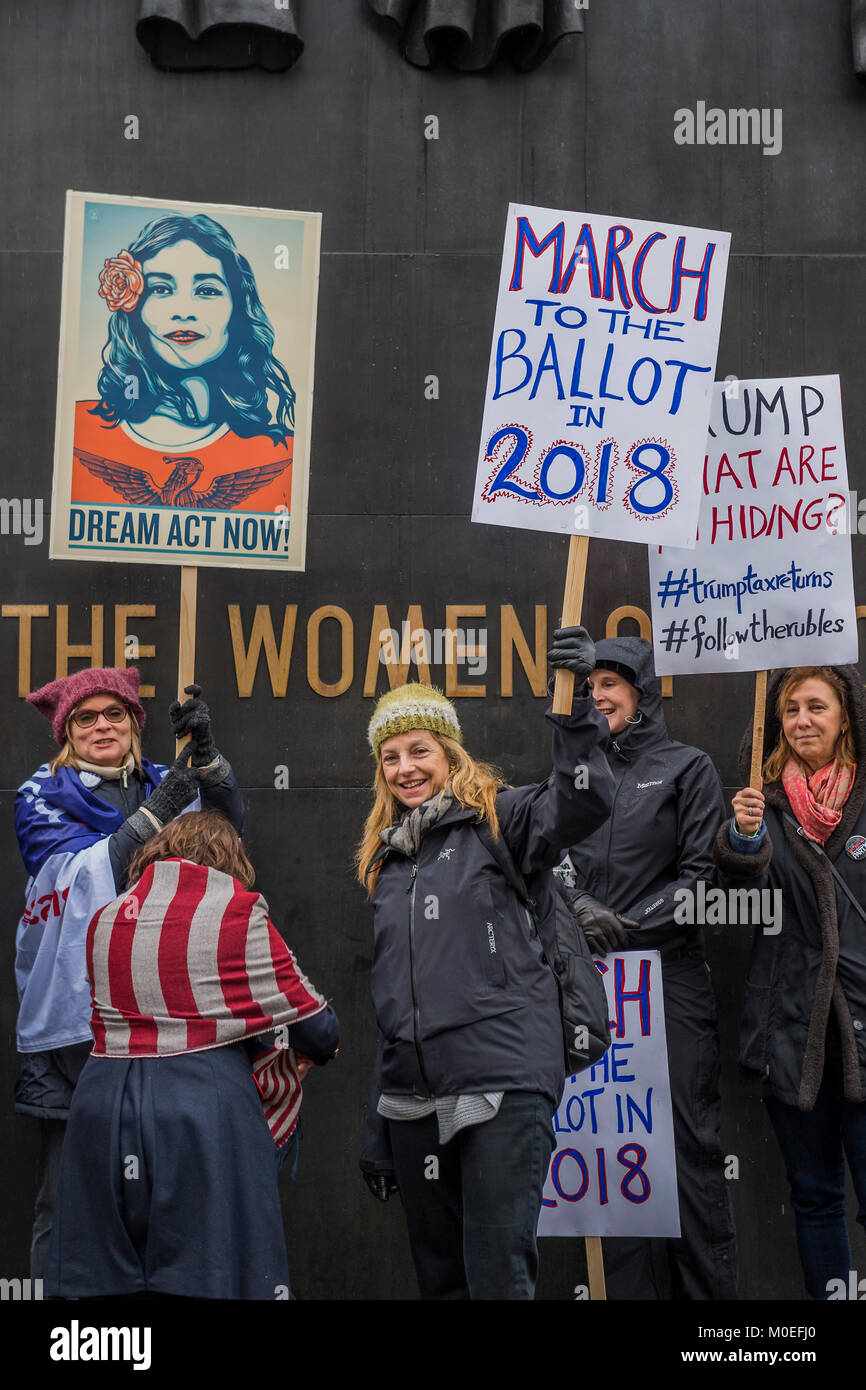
[547,626,596,682]
[362,1171,399,1203]
[142,751,200,826]
[566,889,638,953]
[169,685,219,768]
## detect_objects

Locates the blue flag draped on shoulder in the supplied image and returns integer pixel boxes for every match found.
[14,760,165,876]
[13,759,168,1052]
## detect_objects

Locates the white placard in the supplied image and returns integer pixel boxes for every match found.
[472,204,730,547]
[538,951,680,1239]
[50,191,321,571]
[649,376,856,675]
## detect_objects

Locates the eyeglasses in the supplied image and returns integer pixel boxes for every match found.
[71,705,130,729]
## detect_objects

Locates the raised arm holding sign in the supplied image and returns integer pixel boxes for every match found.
[474,205,732,1299]
[31,190,324,1300]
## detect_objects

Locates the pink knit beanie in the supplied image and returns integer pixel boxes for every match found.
[27,668,146,745]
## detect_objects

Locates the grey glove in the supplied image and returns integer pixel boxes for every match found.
[128,751,199,839]
[169,684,219,767]
[566,888,638,953]
[547,626,596,682]
[362,1172,399,1203]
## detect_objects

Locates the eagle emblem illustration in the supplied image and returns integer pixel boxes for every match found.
[73,449,291,509]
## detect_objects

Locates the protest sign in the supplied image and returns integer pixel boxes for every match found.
[50,191,321,572]
[472,204,730,547]
[538,950,680,1239]
[649,375,856,675]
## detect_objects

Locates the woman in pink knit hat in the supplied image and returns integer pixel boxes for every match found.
[13,666,243,1280]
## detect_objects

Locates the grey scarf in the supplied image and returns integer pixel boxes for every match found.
[381,789,455,858]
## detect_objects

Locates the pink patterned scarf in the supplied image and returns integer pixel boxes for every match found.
[782,757,856,844]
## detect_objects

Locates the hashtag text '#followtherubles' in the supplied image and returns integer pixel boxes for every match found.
[660,609,845,657]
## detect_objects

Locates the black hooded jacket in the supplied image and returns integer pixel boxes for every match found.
[364,700,615,1111]
[714,664,866,1111]
[566,636,726,956]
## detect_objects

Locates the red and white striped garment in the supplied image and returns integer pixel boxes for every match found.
[86,858,328,1147]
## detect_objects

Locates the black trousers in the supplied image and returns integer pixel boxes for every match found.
[765,1026,866,1300]
[24,1041,93,1279]
[388,1090,555,1300]
[602,951,738,1300]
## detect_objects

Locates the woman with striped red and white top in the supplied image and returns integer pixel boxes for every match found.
[44,809,339,1300]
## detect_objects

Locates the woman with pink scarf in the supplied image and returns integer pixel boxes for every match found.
[715,665,866,1300]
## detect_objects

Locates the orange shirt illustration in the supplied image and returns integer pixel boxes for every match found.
[72,402,293,516]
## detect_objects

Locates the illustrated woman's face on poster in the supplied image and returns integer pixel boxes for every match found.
[139,239,233,371]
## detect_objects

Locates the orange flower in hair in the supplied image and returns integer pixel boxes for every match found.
[98,250,145,312]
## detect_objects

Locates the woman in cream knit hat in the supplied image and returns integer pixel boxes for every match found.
[357,628,615,1300]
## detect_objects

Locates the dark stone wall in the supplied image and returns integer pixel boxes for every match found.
[1,0,865,1299]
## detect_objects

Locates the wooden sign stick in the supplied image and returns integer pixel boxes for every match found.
[176,566,198,753]
[551,534,606,1300]
[552,534,590,716]
[749,670,768,790]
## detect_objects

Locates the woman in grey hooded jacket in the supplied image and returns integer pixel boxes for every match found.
[562,635,737,1300]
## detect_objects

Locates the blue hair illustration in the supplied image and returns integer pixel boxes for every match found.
[91,213,295,442]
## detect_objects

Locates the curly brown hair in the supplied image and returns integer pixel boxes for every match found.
[128,809,255,889]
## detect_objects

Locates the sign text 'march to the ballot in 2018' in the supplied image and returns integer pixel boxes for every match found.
[472,204,730,549]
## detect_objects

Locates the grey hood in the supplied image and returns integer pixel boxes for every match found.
[591,636,667,759]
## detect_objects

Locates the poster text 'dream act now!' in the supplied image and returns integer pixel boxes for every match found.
[538,951,680,1239]
[49,191,320,573]
[66,505,292,569]
[472,205,730,548]
[649,375,857,676]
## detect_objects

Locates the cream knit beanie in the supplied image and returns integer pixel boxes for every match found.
[367,682,462,756]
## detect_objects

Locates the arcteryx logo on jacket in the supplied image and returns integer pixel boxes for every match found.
[369,703,615,1103]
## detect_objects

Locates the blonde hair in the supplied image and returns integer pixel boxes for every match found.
[356,732,504,896]
[763,666,855,783]
[50,710,144,775]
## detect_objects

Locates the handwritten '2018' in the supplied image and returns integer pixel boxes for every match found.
[481,425,679,521]
[542,1142,652,1209]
